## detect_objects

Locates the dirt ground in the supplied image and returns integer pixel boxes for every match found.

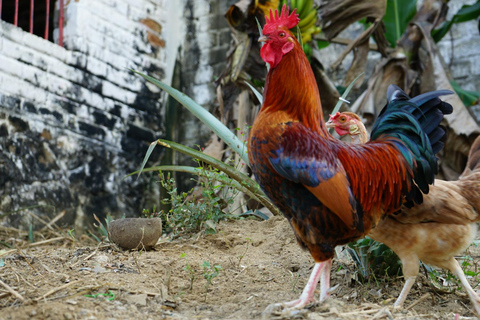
[1,216,479,320]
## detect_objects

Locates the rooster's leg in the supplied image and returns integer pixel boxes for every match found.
[263,259,332,314]
[319,259,332,301]
[447,258,480,315]
[281,261,326,308]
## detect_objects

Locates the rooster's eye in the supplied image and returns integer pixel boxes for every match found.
[339,117,346,123]
[279,32,286,38]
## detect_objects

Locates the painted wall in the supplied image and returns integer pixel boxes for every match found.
[0,0,231,231]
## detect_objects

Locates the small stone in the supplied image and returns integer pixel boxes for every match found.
[64,312,74,320]
[124,293,147,306]
[92,265,108,273]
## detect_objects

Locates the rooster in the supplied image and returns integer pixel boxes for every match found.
[248,6,453,310]
[327,111,480,313]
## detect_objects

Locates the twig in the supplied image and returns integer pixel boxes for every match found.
[69,250,97,270]
[26,237,72,247]
[314,34,379,51]
[0,292,11,299]
[27,210,54,231]
[406,293,431,310]
[338,308,381,316]
[40,210,65,231]
[16,249,40,274]
[34,280,81,301]
[0,279,25,302]
[0,249,16,258]
[318,308,380,317]
[108,287,160,296]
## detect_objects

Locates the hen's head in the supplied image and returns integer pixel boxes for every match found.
[259,5,300,68]
[326,112,364,137]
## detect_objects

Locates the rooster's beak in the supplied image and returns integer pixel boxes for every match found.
[258,35,269,42]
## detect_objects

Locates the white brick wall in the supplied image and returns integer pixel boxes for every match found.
[0,0,184,228]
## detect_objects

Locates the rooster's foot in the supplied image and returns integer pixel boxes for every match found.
[263,299,315,317]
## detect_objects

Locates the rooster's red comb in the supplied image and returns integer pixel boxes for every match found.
[263,4,300,35]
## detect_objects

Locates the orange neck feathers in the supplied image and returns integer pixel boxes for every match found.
[261,40,327,136]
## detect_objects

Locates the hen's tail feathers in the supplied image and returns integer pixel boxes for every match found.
[372,85,453,206]
[460,135,480,179]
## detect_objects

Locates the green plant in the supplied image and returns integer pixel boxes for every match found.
[158,171,230,236]
[347,237,402,282]
[142,206,161,218]
[91,213,114,243]
[67,229,76,242]
[432,0,480,42]
[237,238,251,267]
[382,0,417,47]
[181,252,196,291]
[424,243,480,293]
[202,261,222,301]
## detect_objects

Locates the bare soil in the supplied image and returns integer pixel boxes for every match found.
[1,216,479,319]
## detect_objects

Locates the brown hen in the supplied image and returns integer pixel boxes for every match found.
[327,111,480,313]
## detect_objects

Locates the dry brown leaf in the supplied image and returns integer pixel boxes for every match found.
[319,0,386,40]
[202,133,225,161]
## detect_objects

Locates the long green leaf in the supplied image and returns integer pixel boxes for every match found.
[149,139,281,216]
[432,1,480,42]
[245,81,263,105]
[382,0,417,47]
[133,71,249,166]
[137,141,157,179]
[450,80,480,107]
[328,72,365,133]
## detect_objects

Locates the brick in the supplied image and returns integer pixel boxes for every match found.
[208,47,227,66]
[192,0,211,18]
[0,20,26,45]
[78,121,106,139]
[126,123,155,141]
[451,59,472,80]
[218,30,231,46]
[23,32,67,62]
[102,81,137,104]
[194,65,214,84]
[0,92,21,110]
[0,55,24,78]
[0,73,48,104]
[192,83,215,105]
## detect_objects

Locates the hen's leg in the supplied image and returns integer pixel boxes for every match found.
[394,277,416,308]
[394,255,419,308]
[445,258,480,315]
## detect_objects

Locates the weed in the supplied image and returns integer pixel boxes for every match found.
[67,229,76,242]
[424,242,480,292]
[156,171,232,237]
[237,238,251,267]
[202,261,222,301]
[142,206,161,218]
[91,213,114,243]
[347,237,402,282]
[181,252,196,291]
